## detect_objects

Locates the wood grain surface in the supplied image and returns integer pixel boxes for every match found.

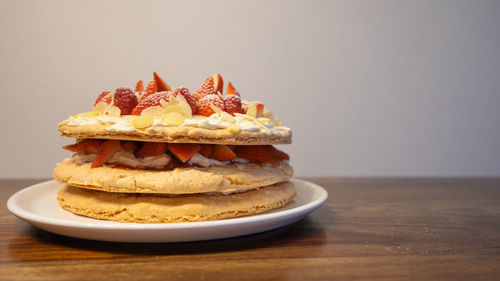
[1,178,499,281]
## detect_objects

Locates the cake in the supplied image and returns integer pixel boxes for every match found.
[54,72,295,223]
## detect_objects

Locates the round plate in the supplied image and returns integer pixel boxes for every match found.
[7,179,327,243]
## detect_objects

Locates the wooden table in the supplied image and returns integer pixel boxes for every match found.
[1,178,499,281]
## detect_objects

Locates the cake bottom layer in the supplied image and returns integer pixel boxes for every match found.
[57,181,296,223]
[54,159,293,194]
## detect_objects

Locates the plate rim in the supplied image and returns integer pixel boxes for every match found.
[7,178,328,230]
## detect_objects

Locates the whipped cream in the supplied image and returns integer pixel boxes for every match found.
[71,151,171,170]
[188,153,229,167]
[63,111,289,135]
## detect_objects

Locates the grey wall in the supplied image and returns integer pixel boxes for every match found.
[1,0,499,178]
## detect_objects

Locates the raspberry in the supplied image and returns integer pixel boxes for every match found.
[113,87,138,115]
[197,94,224,116]
[224,95,242,115]
[94,91,112,106]
[196,77,216,99]
[131,91,171,115]
[170,87,198,114]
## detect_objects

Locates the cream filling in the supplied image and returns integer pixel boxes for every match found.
[71,151,171,170]
[71,151,249,169]
[63,113,290,134]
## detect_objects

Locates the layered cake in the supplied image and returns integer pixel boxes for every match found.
[54,72,295,223]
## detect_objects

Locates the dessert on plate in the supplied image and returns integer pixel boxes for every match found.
[54,72,294,223]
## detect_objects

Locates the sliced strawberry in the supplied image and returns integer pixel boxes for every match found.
[135,142,166,158]
[224,95,242,115]
[131,91,171,115]
[196,76,217,99]
[113,87,138,115]
[135,80,144,92]
[84,139,103,154]
[142,80,157,101]
[121,141,138,152]
[63,142,87,154]
[92,140,121,168]
[226,81,240,96]
[233,145,273,164]
[242,101,265,117]
[213,73,223,94]
[197,94,224,116]
[63,139,103,154]
[94,91,112,106]
[212,145,236,161]
[154,72,171,92]
[168,143,202,163]
[170,87,198,114]
[199,144,214,158]
[267,146,289,161]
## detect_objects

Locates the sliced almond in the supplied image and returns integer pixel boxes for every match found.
[161,112,185,126]
[132,116,154,129]
[141,106,165,117]
[74,111,99,118]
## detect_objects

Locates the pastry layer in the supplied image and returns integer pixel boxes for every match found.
[53,159,293,194]
[59,123,291,145]
[57,182,296,223]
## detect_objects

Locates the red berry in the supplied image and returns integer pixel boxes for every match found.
[226,81,240,96]
[113,87,138,115]
[170,87,198,114]
[233,145,274,164]
[224,95,242,115]
[267,146,290,161]
[141,80,157,101]
[196,77,216,99]
[92,140,121,168]
[131,91,171,115]
[135,142,167,158]
[94,91,112,106]
[197,94,224,116]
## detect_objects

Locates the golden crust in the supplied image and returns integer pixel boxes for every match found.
[58,123,291,145]
[53,159,293,194]
[57,182,296,223]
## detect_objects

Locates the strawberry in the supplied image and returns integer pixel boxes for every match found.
[267,146,289,161]
[135,80,144,92]
[63,142,87,154]
[168,143,201,163]
[213,73,223,94]
[84,139,103,154]
[170,87,198,114]
[242,101,265,117]
[196,76,217,99]
[121,141,138,152]
[63,139,103,154]
[233,145,273,164]
[135,142,166,158]
[224,95,242,115]
[113,87,138,115]
[226,81,240,96]
[212,145,236,161]
[197,94,224,116]
[154,72,171,92]
[92,140,121,168]
[94,91,112,106]
[142,80,157,100]
[131,91,171,115]
[199,144,213,158]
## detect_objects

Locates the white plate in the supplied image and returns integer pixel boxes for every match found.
[7,179,327,243]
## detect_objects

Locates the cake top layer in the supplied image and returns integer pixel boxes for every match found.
[58,72,291,145]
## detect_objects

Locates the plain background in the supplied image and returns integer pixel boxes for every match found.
[1,0,499,178]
